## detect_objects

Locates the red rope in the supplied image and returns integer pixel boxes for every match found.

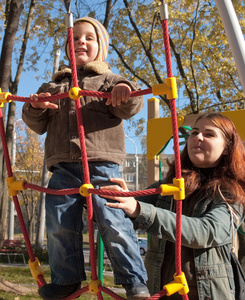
[147,290,167,299]
[67,27,79,87]
[24,182,161,198]
[99,286,126,299]
[64,286,168,300]
[89,187,162,198]
[66,22,98,282]
[61,18,99,290]
[24,183,80,195]
[0,108,46,288]
[63,286,89,300]
[161,19,181,178]
[161,12,185,300]
[8,92,69,103]
[7,88,153,103]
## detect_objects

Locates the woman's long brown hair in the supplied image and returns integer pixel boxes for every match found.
[165,112,245,207]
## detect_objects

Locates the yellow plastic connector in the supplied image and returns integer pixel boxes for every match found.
[6,176,27,196]
[160,177,185,200]
[0,88,12,107]
[152,77,178,99]
[164,272,189,296]
[88,279,102,293]
[69,87,82,100]
[29,257,45,281]
[79,183,94,197]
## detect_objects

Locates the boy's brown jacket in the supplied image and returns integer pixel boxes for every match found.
[22,61,144,171]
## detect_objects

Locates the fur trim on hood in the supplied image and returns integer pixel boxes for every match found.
[52,61,112,81]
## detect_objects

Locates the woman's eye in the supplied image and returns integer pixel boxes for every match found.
[191,131,198,136]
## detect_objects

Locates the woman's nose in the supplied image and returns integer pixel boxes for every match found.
[195,132,204,141]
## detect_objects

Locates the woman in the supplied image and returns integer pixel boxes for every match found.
[101,112,245,299]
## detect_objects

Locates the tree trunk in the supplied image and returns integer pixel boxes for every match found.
[0,0,24,247]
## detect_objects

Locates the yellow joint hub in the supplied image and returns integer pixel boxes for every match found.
[69,87,82,100]
[152,77,178,99]
[160,177,185,200]
[88,279,102,293]
[164,272,189,296]
[28,257,45,281]
[0,88,12,107]
[6,177,27,196]
[79,183,94,197]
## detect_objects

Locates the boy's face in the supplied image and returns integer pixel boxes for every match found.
[72,22,99,67]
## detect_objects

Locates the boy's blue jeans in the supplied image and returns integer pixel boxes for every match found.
[45,162,148,285]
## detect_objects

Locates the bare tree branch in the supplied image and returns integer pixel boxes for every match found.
[123,0,163,85]
[169,35,196,110]
[189,0,200,113]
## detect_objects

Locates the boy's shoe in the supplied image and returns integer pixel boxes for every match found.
[123,282,150,300]
[38,282,81,300]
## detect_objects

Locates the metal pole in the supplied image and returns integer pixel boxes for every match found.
[135,154,138,191]
[125,135,138,191]
[214,0,245,93]
[53,38,60,74]
[8,119,22,240]
[147,97,160,186]
[8,126,16,240]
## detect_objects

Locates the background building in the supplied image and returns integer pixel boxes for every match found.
[119,153,174,191]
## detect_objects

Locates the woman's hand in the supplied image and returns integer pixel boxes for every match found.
[30,92,58,109]
[100,178,140,219]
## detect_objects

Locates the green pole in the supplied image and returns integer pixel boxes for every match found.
[97,231,104,284]
[159,156,162,180]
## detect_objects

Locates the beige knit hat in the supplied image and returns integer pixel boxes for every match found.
[66,17,109,62]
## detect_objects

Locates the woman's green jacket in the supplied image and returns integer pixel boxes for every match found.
[134,180,244,300]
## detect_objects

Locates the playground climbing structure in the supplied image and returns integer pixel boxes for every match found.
[3,0,244,298]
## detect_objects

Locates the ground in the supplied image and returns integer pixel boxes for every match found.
[0,277,36,295]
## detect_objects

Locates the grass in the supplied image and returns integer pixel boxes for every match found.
[0,233,147,299]
[0,266,126,300]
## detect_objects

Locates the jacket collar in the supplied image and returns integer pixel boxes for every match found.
[52,61,112,81]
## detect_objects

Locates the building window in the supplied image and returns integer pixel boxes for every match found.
[126,160,133,167]
[126,174,133,182]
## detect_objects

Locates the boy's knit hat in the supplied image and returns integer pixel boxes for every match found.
[66,17,109,62]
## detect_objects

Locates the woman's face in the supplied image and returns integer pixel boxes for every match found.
[187,118,228,168]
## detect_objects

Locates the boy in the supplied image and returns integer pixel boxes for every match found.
[22,17,150,300]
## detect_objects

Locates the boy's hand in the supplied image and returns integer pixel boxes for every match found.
[106,83,131,107]
[30,92,58,109]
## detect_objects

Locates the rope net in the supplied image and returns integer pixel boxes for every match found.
[0,1,189,299]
